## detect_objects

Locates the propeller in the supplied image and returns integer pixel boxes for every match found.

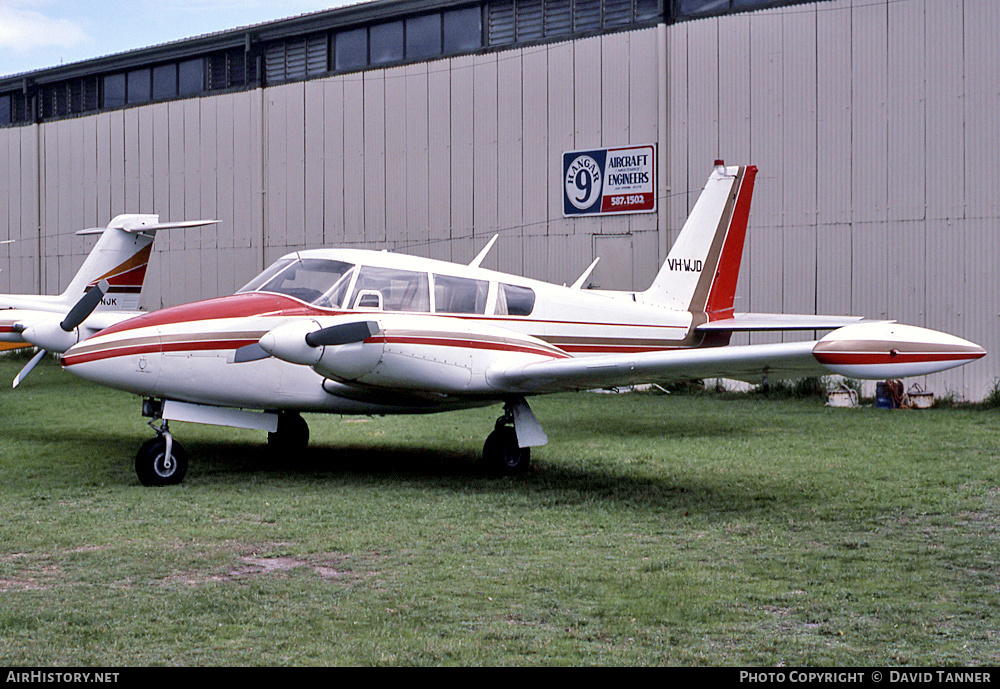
[61,279,110,332]
[232,342,270,363]
[12,280,109,388]
[305,320,379,347]
[233,320,379,365]
[12,349,47,389]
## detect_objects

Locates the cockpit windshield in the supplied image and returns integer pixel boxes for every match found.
[237,258,356,308]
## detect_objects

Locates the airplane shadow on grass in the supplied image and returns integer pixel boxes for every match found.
[15,415,807,515]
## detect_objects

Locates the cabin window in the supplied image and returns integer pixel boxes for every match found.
[434,274,489,314]
[237,258,354,305]
[495,283,535,316]
[349,266,430,312]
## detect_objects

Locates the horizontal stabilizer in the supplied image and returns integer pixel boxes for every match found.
[696,313,869,332]
[76,218,220,235]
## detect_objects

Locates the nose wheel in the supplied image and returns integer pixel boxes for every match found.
[135,419,188,487]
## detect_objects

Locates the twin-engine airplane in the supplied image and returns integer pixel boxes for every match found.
[1,215,217,386]
[58,163,986,486]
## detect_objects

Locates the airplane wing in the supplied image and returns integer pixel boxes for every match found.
[490,340,826,394]
[491,321,986,395]
[235,312,985,401]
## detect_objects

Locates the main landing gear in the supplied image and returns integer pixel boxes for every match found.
[267,411,310,453]
[482,398,548,476]
[483,412,530,475]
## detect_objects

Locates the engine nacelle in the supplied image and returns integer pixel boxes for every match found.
[309,314,568,394]
[260,317,385,382]
[813,322,986,379]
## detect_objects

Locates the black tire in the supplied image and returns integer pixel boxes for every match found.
[268,412,310,453]
[483,426,530,475]
[135,436,188,487]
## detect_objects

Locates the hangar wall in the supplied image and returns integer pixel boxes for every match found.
[0,26,666,307]
[2,0,999,400]
[666,0,1000,400]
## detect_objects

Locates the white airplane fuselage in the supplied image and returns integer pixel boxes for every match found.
[61,248,700,414]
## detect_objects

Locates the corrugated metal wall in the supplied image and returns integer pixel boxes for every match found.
[2,0,998,399]
[0,27,665,304]
[667,0,1000,400]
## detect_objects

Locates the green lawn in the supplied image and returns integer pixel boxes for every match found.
[1,357,998,666]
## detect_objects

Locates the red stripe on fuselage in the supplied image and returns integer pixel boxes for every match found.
[373,335,570,359]
[62,338,260,367]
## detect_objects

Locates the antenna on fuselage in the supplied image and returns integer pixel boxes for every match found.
[469,234,499,268]
[570,257,600,289]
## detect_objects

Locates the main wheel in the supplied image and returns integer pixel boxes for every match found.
[135,436,188,487]
[483,426,530,475]
[268,412,310,453]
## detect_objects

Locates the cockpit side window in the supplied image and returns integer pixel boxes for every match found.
[238,258,355,306]
[434,274,489,314]
[349,265,430,312]
[495,283,535,316]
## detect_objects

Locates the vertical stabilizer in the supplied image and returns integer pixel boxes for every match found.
[59,215,162,312]
[641,162,756,319]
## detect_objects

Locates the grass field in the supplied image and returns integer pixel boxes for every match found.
[1,356,998,666]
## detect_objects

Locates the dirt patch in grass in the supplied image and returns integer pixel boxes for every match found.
[0,544,368,592]
[160,549,367,587]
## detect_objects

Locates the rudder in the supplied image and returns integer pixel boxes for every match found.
[641,162,756,319]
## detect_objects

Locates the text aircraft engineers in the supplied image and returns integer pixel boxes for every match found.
[56,163,985,486]
[1,215,217,387]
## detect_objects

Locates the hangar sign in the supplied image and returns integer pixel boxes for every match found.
[562,144,656,217]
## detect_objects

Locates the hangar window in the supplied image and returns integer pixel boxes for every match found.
[488,0,515,45]
[152,64,177,100]
[674,0,825,19]
[544,0,573,36]
[636,0,659,21]
[265,36,327,84]
[0,94,10,126]
[604,0,634,27]
[103,74,126,109]
[574,0,602,31]
[335,27,368,71]
[178,59,205,95]
[434,274,490,314]
[127,69,152,104]
[443,6,483,53]
[370,21,405,65]
[496,283,535,317]
[407,14,442,59]
[40,84,68,118]
[516,0,544,41]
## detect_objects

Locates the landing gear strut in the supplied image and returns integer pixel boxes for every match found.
[482,401,532,475]
[135,418,188,487]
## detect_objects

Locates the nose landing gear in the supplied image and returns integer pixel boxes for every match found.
[135,418,188,487]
